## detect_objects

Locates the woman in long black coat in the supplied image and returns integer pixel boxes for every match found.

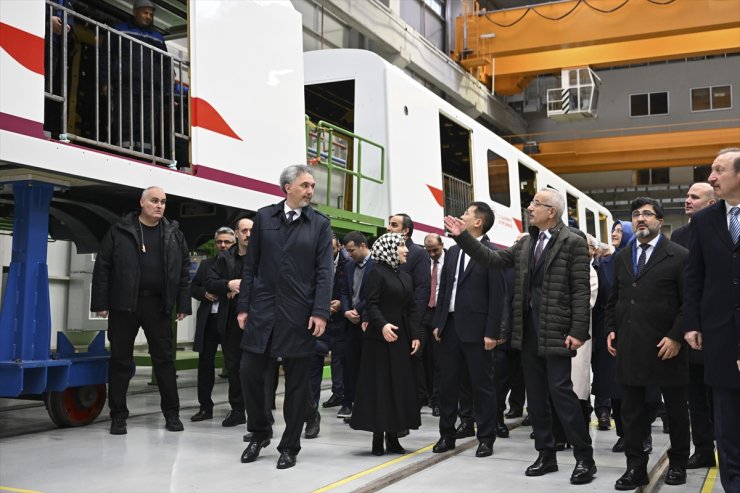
[350,232,422,455]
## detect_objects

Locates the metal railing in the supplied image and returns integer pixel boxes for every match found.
[443,173,472,218]
[306,119,385,216]
[44,1,189,167]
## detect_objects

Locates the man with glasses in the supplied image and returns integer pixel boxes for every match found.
[444,188,596,485]
[190,226,236,422]
[202,218,254,427]
[606,197,690,490]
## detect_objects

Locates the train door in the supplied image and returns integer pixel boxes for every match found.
[439,114,472,217]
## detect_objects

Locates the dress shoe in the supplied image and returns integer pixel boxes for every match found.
[432,406,440,417]
[597,415,611,431]
[337,404,352,418]
[495,422,510,438]
[222,410,246,427]
[612,437,625,453]
[530,431,535,439]
[190,409,213,422]
[521,414,531,426]
[243,430,273,442]
[385,433,406,454]
[614,468,649,490]
[432,436,456,453]
[322,393,343,408]
[570,459,597,485]
[372,433,384,456]
[505,409,523,419]
[525,453,558,477]
[475,440,494,457]
[165,415,184,432]
[241,439,270,463]
[686,451,716,469]
[664,466,686,485]
[110,417,127,435]
[276,450,297,469]
[305,410,321,439]
[643,436,653,454]
[454,422,475,439]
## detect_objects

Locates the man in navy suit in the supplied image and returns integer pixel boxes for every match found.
[684,148,740,492]
[432,202,506,458]
[337,231,374,420]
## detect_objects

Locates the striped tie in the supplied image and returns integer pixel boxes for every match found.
[730,206,740,246]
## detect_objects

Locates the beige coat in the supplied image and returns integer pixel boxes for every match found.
[571,263,598,400]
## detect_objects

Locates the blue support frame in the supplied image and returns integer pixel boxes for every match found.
[0,180,109,397]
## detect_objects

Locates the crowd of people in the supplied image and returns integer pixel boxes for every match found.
[90,150,740,491]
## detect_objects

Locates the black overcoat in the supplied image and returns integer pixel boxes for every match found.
[190,256,217,352]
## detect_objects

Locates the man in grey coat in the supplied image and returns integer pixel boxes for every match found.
[444,188,595,485]
[236,164,333,470]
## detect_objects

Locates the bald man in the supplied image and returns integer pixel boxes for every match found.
[671,183,716,248]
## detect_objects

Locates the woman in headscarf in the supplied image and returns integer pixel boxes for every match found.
[350,232,422,456]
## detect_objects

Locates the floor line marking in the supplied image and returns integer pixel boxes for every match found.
[311,443,435,493]
[0,487,44,493]
[700,451,720,493]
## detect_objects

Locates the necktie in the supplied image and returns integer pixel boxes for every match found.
[636,243,650,276]
[533,231,546,265]
[730,206,740,245]
[287,210,296,222]
[428,260,439,308]
[457,253,465,287]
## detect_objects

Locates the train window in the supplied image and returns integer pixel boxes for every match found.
[586,210,596,236]
[599,213,609,243]
[566,192,579,229]
[487,150,511,207]
[440,114,472,218]
[518,163,536,229]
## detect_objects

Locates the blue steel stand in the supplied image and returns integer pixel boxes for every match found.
[0,180,108,404]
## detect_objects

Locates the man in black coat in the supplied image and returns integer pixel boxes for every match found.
[421,233,445,417]
[684,148,740,493]
[202,218,253,427]
[91,186,191,435]
[236,165,333,470]
[444,188,596,485]
[432,201,506,458]
[189,226,236,422]
[388,213,431,409]
[606,197,690,490]
[671,182,717,469]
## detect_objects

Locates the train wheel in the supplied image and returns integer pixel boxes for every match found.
[45,384,107,427]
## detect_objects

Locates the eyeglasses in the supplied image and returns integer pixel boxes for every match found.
[215,240,234,245]
[529,199,554,209]
[631,210,657,219]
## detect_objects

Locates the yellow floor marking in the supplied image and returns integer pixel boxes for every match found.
[311,443,435,493]
[700,451,720,493]
[0,487,44,493]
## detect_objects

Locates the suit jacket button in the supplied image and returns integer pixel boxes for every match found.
[632,282,637,287]
[630,299,635,305]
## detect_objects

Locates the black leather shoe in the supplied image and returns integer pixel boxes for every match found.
[110,417,127,435]
[276,450,297,469]
[505,409,523,419]
[530,431,535,439]
[241,439,270,463]
[664,466,686,485]
[454,422,475,439]
[222,410,246,427]
[322,393,343,408]
[475,440,494,457]
[597,415,611,431]
[615,468,649,490]
[432,406,440,417]
[432,436,456,453]
[190,409,213,422]
[165,415,184,432]
[243,430,273,442]
[643,436,653,454]
[570,460,597,484]
[372,433,384,456]
[612,437,625,453]
[495,422,509,438]
[687,451,716,469]
[385,433,406,454]
[525,453,558,477]
[337,404,352,418]
[305,410,320,439]
[521,415,531,426]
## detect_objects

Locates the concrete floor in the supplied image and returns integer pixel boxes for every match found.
[0,367,722,493]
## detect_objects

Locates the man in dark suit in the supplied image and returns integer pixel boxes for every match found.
[189,226,236,422]
[203,218,253,428]
[684,148,740,493]
[388,214,432,409]
[606,197,690,490]
[671,182,717,470]
[236,165,333,469]
[337,231,374,420]
[419,233,445,417]
[444,188,596,485]
[432,202,506,458]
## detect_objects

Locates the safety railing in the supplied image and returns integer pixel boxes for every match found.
[306,118,385,216]
[443,173,473,218]
[44,1,189,167]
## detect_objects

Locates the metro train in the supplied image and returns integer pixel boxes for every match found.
[0,0,611,426]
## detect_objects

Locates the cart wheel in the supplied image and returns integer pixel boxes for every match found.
[45,384,107,427]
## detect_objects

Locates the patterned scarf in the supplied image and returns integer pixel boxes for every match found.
[371,232,405,272]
